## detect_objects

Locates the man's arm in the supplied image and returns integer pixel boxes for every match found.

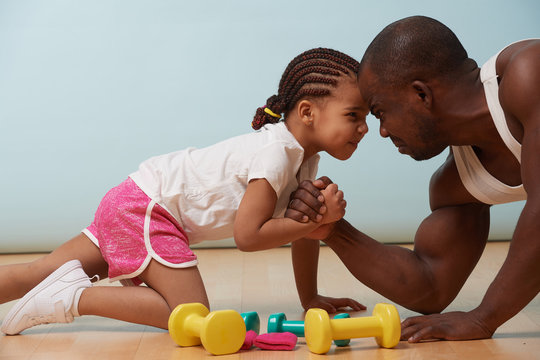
[402,40,540,342]
[323,201,490,314]
[288,166,490,313]
[463,40,540,334]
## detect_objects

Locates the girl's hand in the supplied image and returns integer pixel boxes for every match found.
[319,183,346,224]
[302,294,366,313]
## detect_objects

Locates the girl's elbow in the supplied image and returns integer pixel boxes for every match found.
[234,234,258,252]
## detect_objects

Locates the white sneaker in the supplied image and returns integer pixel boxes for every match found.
[1,259,92,335]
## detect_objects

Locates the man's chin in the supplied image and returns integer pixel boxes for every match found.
[408,147,447,161]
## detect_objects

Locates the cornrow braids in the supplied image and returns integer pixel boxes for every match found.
[252,48,360,130]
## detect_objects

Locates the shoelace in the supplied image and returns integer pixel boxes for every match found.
[23,276,98,330]
[27,314,57,327]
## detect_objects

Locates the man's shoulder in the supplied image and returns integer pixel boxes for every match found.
[498,40,540,128]
[498,39,539,70]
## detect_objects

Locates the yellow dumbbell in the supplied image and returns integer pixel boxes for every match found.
[168,303,246,355]
[304,303,401,354]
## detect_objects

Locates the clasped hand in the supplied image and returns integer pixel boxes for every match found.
[286,176,340,239]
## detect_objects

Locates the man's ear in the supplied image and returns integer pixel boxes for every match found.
[411,80,433,108]
[297,99,315,126]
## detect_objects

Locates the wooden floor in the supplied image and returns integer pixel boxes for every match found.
[1,242,539,359]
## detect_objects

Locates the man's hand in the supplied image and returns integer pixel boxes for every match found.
[285,176,334,223]
[304,223,337,240]
[302,294,366,313]
[401,311,494,342]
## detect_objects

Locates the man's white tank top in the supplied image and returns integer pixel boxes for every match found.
[451,44,527,205]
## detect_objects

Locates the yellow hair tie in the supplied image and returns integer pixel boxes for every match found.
[264,107,281,119]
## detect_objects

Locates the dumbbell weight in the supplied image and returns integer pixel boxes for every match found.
[304,303,401,354]
[241,311,260,334]
[168,303,246,355]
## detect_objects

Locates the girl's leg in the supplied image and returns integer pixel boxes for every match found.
[78,259,209,329]
[0,233,108,304]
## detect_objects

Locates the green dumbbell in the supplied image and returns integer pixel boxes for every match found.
[268,312,351,347]
[268,312,305,336]
[332,313,351,346]
[241,311,260,334]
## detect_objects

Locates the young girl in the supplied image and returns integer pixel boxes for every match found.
[1,48,368,335]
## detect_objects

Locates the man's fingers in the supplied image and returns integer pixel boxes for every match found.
[407,325,439,343]
[314,176,333,188]
[297,180,325,203]
[401,315,422,328]
[401,316,442,342]
[284,208,309,223]
[287,198,323,222]
[291,187,325,212]
[400,321,418,341]
[285,179,331,222]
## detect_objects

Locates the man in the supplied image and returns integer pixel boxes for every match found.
[287,16,540,342]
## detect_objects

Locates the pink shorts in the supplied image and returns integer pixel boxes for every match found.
[83,178,198,286]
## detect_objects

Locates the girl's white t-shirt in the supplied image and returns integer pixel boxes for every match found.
[129,122,320,244]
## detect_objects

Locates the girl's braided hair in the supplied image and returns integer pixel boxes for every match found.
[252,48,360,130]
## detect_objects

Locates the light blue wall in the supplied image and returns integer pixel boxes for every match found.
[0,0,538,252]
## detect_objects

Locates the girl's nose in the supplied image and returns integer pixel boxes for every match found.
[380,124,389,138]
[358,121,368,136]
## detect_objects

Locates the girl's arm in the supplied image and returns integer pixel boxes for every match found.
[292,236,366,313]
[291,238,320,308]
[233,178,344,252]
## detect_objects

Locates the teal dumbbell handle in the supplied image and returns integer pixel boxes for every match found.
[241,311,260,334]
[268,312,351,347]
[333,313,351,347]
[268,313,305,336]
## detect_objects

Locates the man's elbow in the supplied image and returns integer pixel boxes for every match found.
[403,287,455,315]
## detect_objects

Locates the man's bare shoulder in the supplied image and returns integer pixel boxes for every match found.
[499,40,540,127]
[429,150,484,210]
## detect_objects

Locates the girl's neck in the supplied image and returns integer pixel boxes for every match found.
[283,119,318,162]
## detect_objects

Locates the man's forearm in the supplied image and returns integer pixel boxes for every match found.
[323,220,430,309]
[473,207,540,332]
[324,219,453,313]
